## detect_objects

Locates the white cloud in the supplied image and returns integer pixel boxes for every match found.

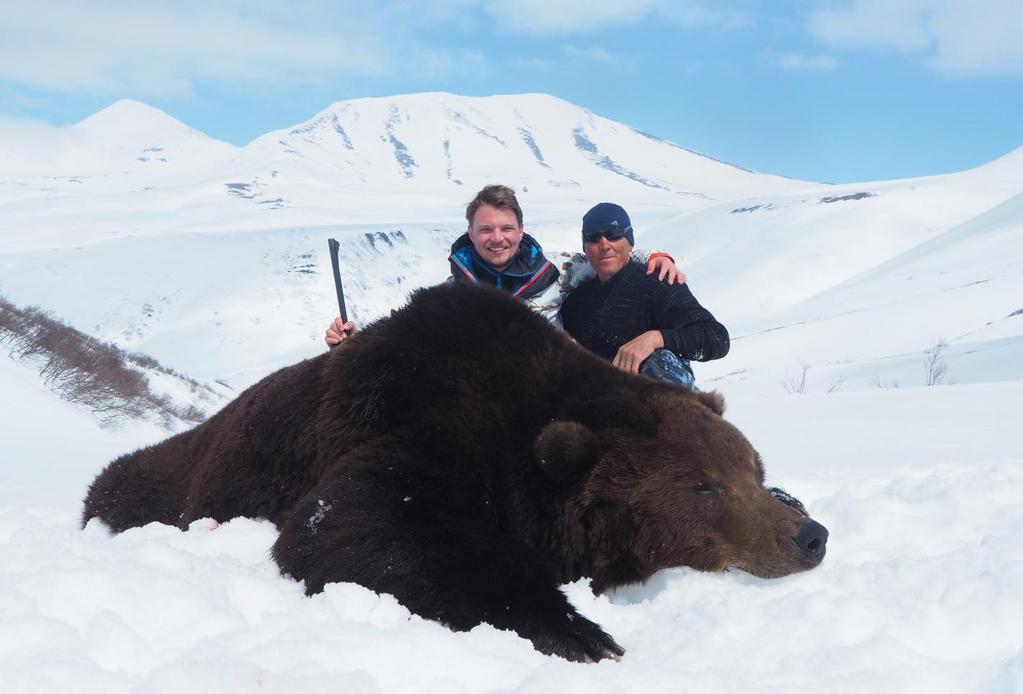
[406,48,491,80]
[808,0,1023,76]
[658,3,755,31]
[809,0,932,52]
[0,113,79,174]
[762,50,839,73]
[481,0,660,33]
[561,46,641,69]
[510,56,558,71]
[0,113,67,136]
[0,1,395,99]
[925,2,1023,75]
[0,85,52,111]
[0,1,761,101]
[480,0,752,34]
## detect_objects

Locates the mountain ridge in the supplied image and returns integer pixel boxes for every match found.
[1,92,828,249]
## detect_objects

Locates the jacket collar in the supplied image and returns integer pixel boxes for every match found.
[448,232,560,298]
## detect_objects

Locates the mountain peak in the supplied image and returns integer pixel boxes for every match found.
[311,92,575,117]
[74,100,196,138]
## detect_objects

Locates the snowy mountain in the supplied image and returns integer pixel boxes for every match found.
[71,100,239,175]
[242,93,806,199]
[1,92,1022,693]
[0,93,816,251]
[0,99,238,180]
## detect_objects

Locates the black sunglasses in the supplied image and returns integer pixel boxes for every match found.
[582,226,632,244]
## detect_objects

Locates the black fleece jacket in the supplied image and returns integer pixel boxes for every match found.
[560,260,730,363]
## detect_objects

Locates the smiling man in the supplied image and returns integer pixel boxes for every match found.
[560,202,730,389]
[326,185,683,344]
[446,184,562,320]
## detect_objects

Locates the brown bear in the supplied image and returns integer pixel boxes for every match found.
[83,282,827,662]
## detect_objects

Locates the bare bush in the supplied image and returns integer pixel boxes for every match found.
[126,351,221,400]
[177,404,208,423]
[870,374,900,389]
[127,351,161,369]
[780,363,809,395]
[1,293,211,428]
[924,340,950,386]
[825,374,845,393]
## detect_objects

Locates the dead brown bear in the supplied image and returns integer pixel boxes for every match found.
[83,282,827,662]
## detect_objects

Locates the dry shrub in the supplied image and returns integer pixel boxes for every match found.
[1,294,211,428]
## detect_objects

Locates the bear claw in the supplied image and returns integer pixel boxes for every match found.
[534,613,625,663]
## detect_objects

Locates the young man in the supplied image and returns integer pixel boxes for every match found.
[559,202,729,390]
[326,186,682,344]
[444,184,563,323]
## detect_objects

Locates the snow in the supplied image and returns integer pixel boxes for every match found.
[1,93,1022,692]
[3,381,1020,693]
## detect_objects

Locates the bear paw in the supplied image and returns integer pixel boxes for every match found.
[529,612,625,663]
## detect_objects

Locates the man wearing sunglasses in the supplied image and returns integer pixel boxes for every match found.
[560,202,729,390]
[325,186,683,345]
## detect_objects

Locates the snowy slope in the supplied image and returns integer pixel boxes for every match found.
[641,145,1023,323]
[694,189,1023,395]
[0,356,171,508]
[1,92,1022,693]
[0,224,457,388]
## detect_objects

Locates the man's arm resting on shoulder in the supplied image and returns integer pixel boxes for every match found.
[642,251,686,284]
[560,250,686,292]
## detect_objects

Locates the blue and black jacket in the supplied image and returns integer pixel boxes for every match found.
[447,233,559,300]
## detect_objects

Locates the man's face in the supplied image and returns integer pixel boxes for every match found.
[584,234,633,282]
[468,204,524,272]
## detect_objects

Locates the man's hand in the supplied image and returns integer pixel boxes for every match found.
[612,330,664,374]
[325,317,357,347]
[646,255,687,284]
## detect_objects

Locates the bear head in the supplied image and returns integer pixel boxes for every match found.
[535,388,828,594]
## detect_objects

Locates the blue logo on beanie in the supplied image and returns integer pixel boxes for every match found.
[582,202,634,246]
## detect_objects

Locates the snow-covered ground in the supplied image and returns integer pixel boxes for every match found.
[1,93,1021,692]
[3,365,1020,693]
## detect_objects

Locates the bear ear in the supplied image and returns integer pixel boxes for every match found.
[534,421,599,482]
[695,390,726,416]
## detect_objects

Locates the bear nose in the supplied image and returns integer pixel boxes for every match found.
[793,520,829,564]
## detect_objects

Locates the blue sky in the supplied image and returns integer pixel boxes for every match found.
[2,0,1021,183]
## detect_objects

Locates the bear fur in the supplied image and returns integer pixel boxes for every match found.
[83,282,827,662]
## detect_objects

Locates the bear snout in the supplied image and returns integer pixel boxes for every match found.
[791,520,829,565]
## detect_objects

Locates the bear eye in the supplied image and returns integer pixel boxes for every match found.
[694,482,718,495]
